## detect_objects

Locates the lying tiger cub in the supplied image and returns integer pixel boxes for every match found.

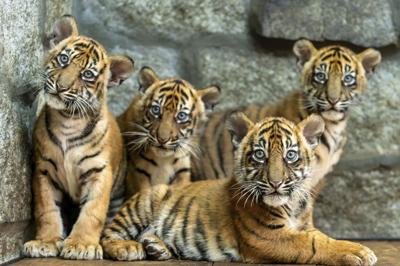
[118,67,220,196]
[101,113,377,265]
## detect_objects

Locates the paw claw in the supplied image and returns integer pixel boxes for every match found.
[23,239,63,258]
[61,238,102,260]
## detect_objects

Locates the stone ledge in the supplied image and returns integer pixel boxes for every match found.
[0,221,32,264]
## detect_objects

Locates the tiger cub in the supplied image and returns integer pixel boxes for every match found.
[118,67,220,196]
[192,39,381,190]
[23,15,134,260]
[101,113,377,265]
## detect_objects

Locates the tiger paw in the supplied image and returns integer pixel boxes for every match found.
[102,240,146,261]
[23,239,63,258]
[332,240,377,266]
[143,238,172,260]
[60,238,102,260]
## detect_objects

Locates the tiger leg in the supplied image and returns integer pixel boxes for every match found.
[24,169,64,257]
[61,167,113,260]
[102,185,170,261]
[139,230,172,260]
[252,229,376,265]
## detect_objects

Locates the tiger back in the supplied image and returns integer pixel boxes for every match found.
[192,39,381,191]
[23,15,134,260]
[101,113,377,265]
[118,67,221,196]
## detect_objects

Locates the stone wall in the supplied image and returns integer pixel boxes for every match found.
[0,0,399,263]
[0,0,72,263]
[75,0,400,239]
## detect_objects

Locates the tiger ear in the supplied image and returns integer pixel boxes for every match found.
[226,112,254,148]
[49,15,79,49]
[197,85,221,110]
[108,55,135,88]
[298,114,325,149]
[357,48,381,73]
[293,39,317,67]
[138,66,159,93]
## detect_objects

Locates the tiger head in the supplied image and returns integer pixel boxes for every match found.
[293,39,381,122]
[42,15,134,115]
[228,113,324,207]
[127,66,221,157]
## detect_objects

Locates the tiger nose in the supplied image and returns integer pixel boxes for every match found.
[158,137,169,145]
[269,180,283,189]
[327,97,339,105]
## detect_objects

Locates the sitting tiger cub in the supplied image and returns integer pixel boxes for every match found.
[23,15,134,260]
[118,67,220,196]
[192,40,381,191]
[101,113,377,265]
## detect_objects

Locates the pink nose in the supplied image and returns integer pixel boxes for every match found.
[327,97,339,105]
[269,180,283,189]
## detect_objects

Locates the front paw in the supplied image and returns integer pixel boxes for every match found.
[23,239,63,257]
[102,239,146,261]
[60,238,102,260]
[333,241,377,266]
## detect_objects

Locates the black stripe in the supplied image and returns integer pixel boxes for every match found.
[140,153,157,166]
[169,168,190,184]
[320,133,331,152]
[67,114,100,143]
[161,195,185,238]
[135,167,151,179]
[249,213,285,230]
[37,150,58,172]
[237,213,269,241]
[306,235,317,263]
[79,165,106,182]
[194,210,209,259]
[181,197,196,249]
[114,217,135,239]
[45,110,63,153]
[77,148,103,165]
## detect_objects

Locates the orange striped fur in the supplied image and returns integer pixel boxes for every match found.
[118,67,221,197]
[23,15,134,260]
[191,40,381,229]
[101,114,377,265]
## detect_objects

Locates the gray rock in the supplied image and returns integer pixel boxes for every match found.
[194,46,299,109]
[0,222,32,264]
[314,169,400,238]
[0,0,71,263]
[77,0,250,43]
[251,0,398,47]
[195,46,400,168]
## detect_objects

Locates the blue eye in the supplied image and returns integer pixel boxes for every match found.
[343,74,355,86]
[176,111,189,123]
[150,105,161,117]
[252,149,266,163]
[58,54,69,65]
[82,70,95,81]
[313,72,326,83]
[286,150,299,163]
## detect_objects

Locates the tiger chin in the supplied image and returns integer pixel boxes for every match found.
[118,66,221,197]
[23,15,134,260]
[101,113,377,266]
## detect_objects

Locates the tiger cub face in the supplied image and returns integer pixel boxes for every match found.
[130,67,220,156]
[43,15,133,115]
[293,39,381,122]
[228,113,324,207]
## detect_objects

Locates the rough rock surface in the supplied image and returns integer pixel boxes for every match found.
[314,168,400,239]
[0,0,72,263]
[78,0,250,43]
[251,0,398,47]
